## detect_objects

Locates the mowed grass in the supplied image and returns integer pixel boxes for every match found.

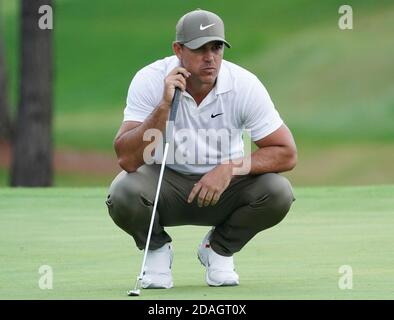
[0,186,393,299]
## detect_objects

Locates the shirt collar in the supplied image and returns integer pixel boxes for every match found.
[215,61,233,95]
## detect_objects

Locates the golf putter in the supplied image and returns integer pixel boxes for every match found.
[128,88,181,296]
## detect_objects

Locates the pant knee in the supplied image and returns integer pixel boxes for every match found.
[269,175,295,210]
[106,176,152,224]
[251,174,295,222]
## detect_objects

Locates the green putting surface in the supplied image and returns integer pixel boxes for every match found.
[0,185,393,299]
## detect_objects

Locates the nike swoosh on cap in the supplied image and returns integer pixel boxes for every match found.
[200,23,215,31]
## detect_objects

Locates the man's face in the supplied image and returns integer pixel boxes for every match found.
[175,41,224,86]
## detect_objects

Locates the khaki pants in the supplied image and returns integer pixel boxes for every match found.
[106,165,295,256]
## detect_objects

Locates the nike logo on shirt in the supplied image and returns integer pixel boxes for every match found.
[200,23,215,31]
[211,113,223,118]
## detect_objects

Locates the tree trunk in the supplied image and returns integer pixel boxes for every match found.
[11,0,53,186]
[0,16,13,141]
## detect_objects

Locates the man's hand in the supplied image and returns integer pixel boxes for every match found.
[162,67,191,106]
[187,163,234,207]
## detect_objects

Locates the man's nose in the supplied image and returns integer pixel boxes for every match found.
[203,50,214,62]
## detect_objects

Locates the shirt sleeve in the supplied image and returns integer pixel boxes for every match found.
[123,67,164,122]
[242,76,283,141]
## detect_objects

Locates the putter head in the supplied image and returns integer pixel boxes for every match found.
[127,289,140,296]
[127,276,142,297]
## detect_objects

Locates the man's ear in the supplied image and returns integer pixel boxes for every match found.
[173,42,183,59]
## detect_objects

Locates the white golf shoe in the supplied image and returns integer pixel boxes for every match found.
[197,229,239,286]
[141,242,173,289]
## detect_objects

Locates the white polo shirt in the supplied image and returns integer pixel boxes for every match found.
[123,55,283,174]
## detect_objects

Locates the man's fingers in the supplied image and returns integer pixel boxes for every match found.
[188,181,223,207]
[211,192,221,206]
[204,190,214,207]
[197,187,208,207]
[169,67,187,75]
[187,183,202,203]
[172,79,186,92]
[174,73,187,82]
[166,74,188,92]
[169,67,191,79]
[173,74,187,91]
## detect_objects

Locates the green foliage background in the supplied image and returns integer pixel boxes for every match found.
[1,0,393,186]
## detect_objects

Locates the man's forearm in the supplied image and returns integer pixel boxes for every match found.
[115,103,171,172]
[226,146,297,176]
[249,145,297,174]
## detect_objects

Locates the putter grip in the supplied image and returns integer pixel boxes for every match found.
[169,88,181,122]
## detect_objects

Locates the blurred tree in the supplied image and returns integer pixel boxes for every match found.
[11,0,53,186]
[0,9,13,141]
